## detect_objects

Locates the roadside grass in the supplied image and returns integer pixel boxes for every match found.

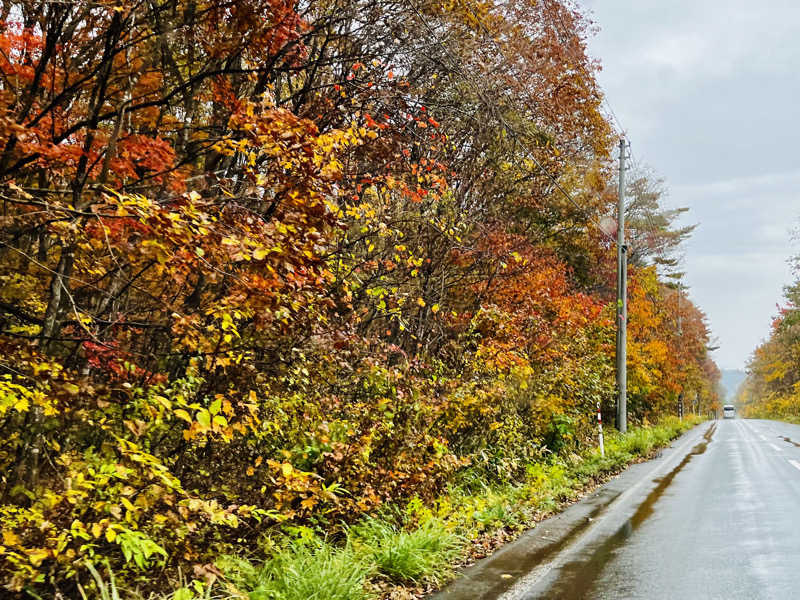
[218,538,372,600]
[104,416,703,600]
[351,517,462,585]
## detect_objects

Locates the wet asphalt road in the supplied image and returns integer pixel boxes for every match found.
[523,418,800,599]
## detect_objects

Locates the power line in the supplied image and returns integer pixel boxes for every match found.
[537,1,684,281]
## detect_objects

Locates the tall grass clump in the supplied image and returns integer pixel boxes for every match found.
[352,517,461,584]
[219,537,371,600]
[617,416,698,456]
[621,427,656,455]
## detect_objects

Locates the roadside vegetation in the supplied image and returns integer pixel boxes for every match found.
[0,0,719,597]
[739,268,800,421]
[78,417,703,600]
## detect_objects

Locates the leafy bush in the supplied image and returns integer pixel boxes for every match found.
[543,414,576,454]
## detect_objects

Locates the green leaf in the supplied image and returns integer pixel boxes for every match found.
[196,409,211,428]
[174,589,194,600]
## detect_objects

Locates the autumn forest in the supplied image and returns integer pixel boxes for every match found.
[0,0,720,597]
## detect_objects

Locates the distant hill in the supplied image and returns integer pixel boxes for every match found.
[720,369,747,402]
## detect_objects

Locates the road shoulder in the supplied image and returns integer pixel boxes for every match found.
[431,422,710,600]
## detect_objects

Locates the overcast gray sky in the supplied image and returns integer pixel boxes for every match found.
[581,0,800,370]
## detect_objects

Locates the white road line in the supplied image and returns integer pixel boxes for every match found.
[759,435,768,441]
[770,443,783,452]
[788,459,800,472]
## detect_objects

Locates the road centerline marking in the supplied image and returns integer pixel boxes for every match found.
[769,443,782,452]
[788,459,800,472]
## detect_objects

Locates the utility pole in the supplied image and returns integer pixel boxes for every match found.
[616,138,628,433]
[676,283,682,419]
[597,401,605,457]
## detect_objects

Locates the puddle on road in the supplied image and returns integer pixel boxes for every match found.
[481,491,617,578]
[434,488,623,599]
[778,435,800,448]
[535,423,717,600]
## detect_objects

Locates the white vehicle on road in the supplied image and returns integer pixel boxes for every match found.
[723,404,735,419]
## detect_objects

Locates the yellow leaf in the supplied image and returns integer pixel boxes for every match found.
[28,548,51,567]
[2,530,20,546]
[222,399,234,416]
[281,463,293,477]
[106,528,117,543]
[253,247,269,260]
[91,522,103,538]
[174,409,192,423]
[416,297,425,307]
[246,466,255,476]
